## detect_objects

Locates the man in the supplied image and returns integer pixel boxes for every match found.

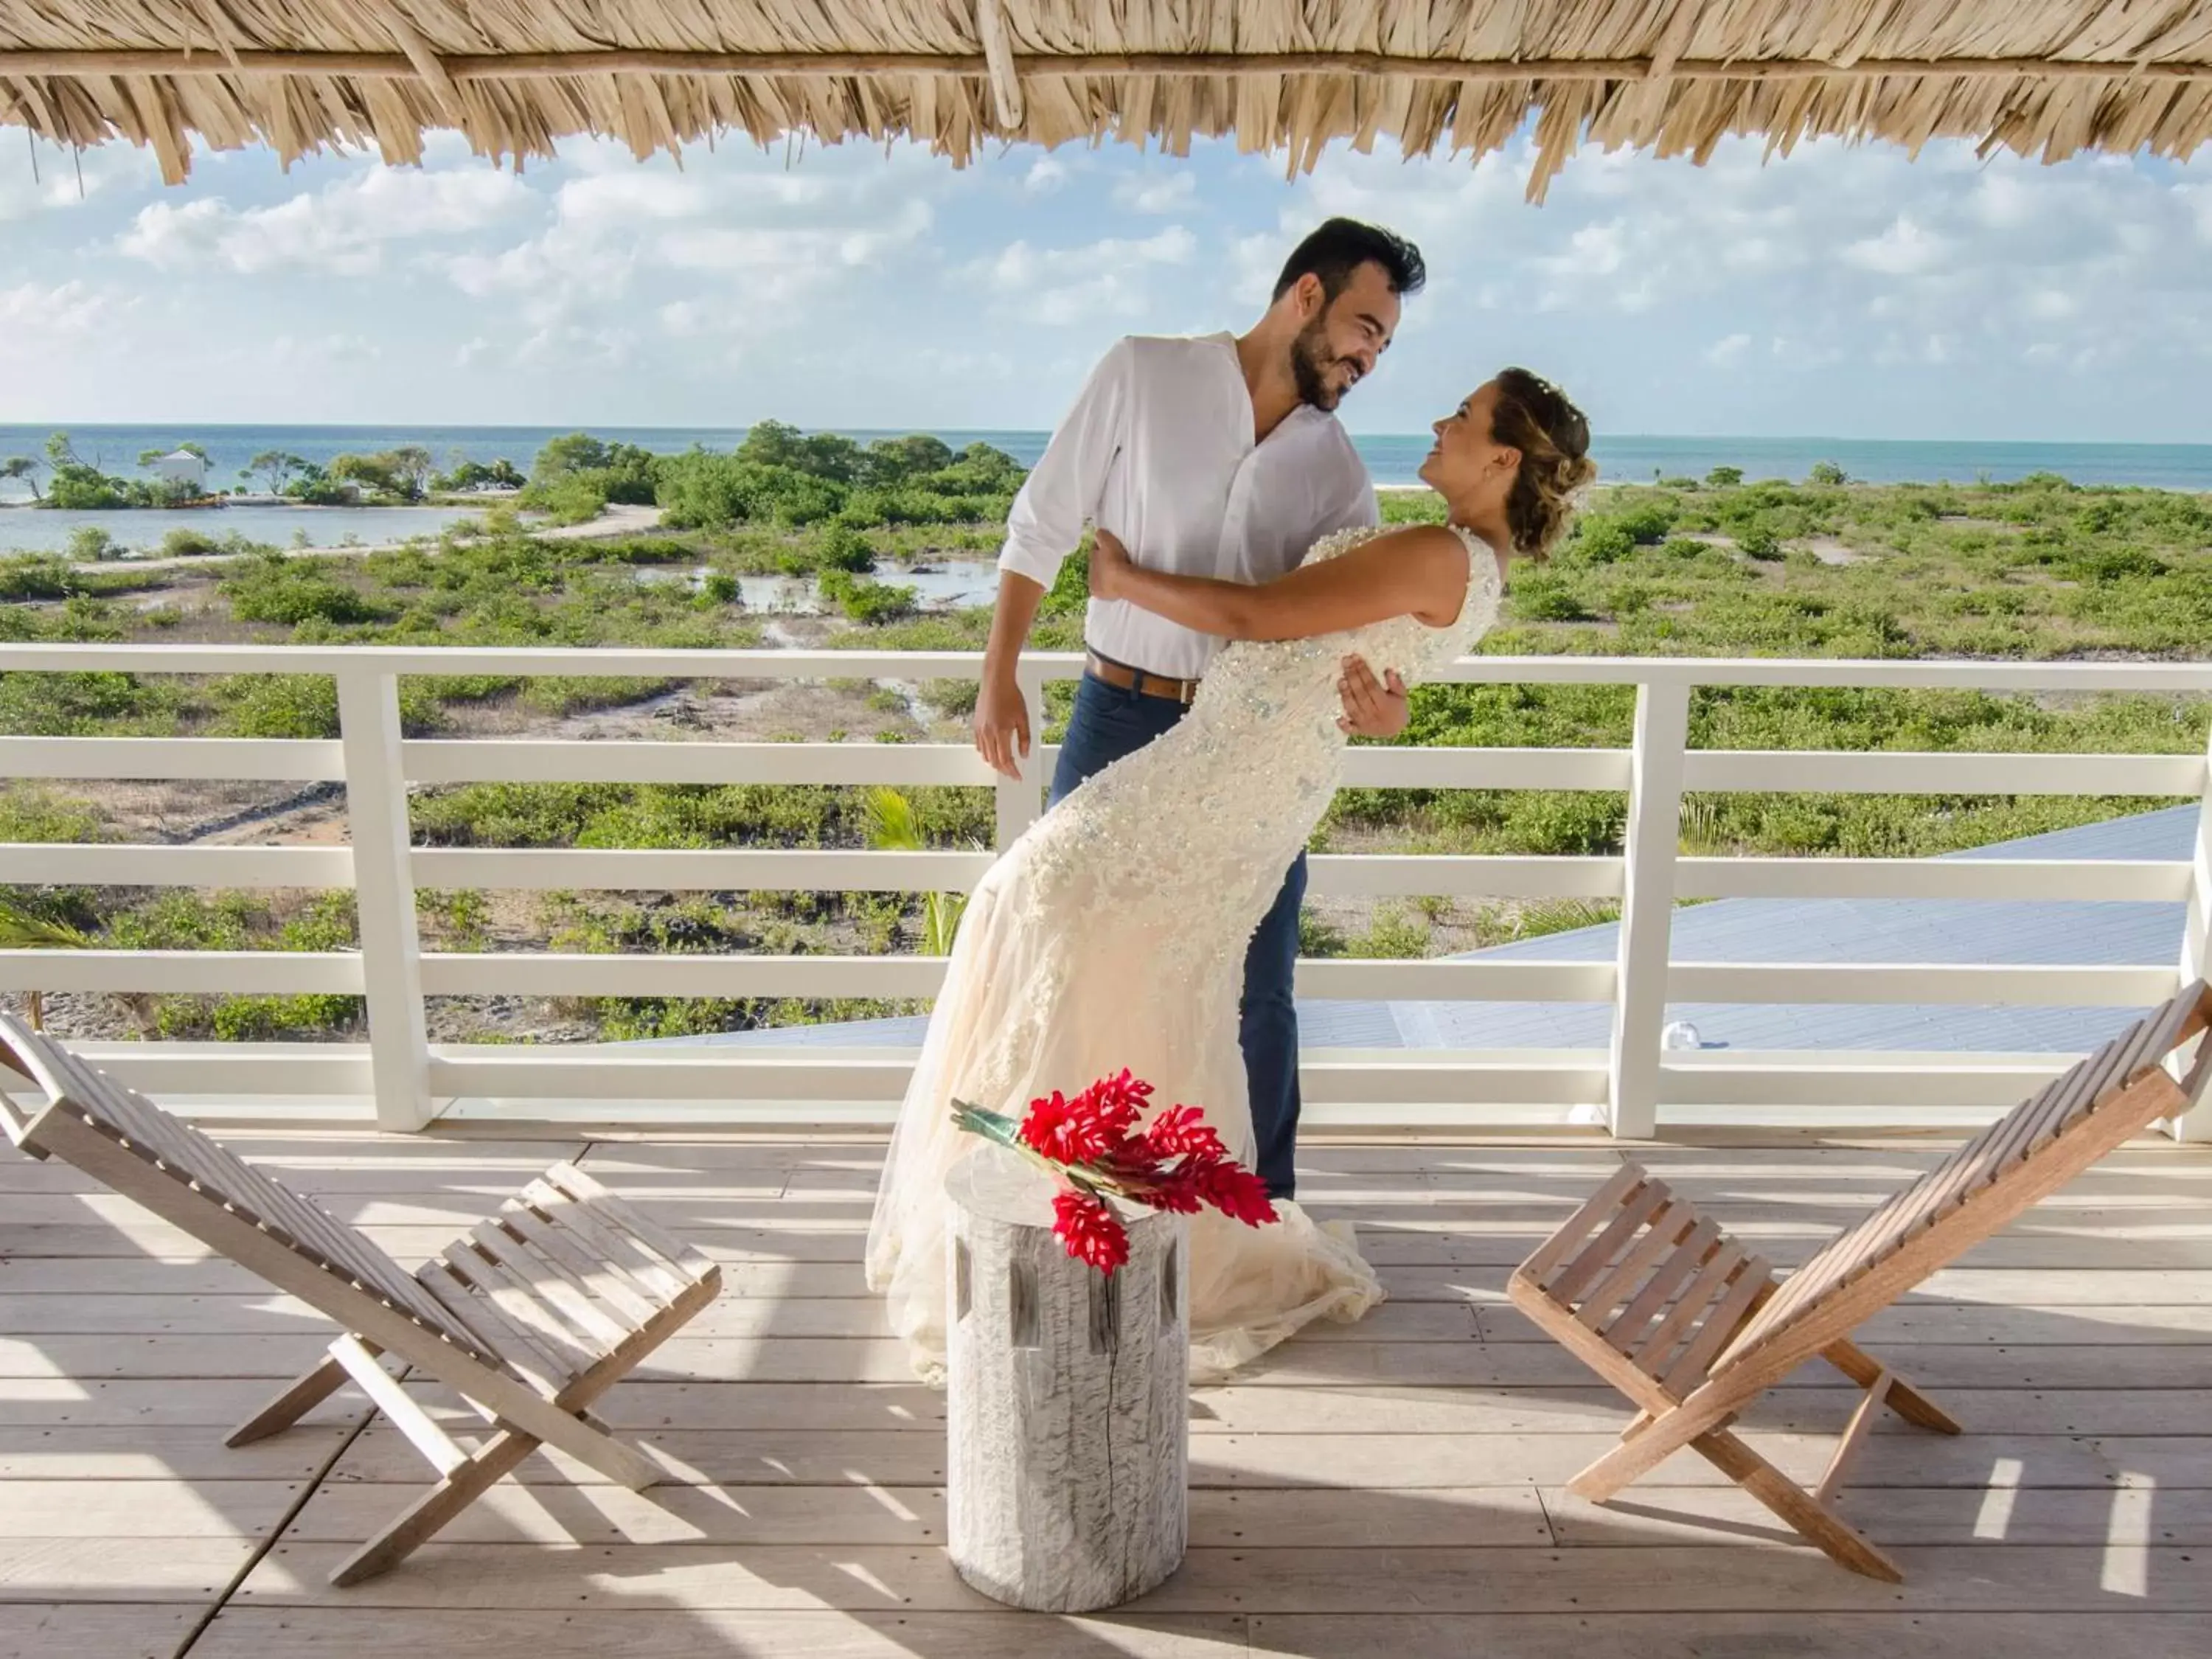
[973,216,1426,1200]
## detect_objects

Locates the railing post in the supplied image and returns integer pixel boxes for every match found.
[2171,723,2212,1142]
[337,669,432,1131]
[995,663,1048,850]
[1607,679,1691,1140]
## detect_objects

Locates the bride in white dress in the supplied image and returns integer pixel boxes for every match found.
[867,370,1596,1381]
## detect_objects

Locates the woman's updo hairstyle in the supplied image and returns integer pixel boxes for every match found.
[1492,367,1596,560]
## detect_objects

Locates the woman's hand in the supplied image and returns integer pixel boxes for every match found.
[1088,528,1133,602]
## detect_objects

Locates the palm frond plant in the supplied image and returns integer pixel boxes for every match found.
[863,785,975,956]
[0,897,157,1036]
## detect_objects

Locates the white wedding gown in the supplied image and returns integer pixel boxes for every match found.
[866,524,1506,1382]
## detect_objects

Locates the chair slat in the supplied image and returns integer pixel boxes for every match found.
[1603,1216,1722,1356]
[1574,1201,1691,1332]
[473,1221,633,1349]
[415,1259,568,1397]
[544,1164,717,1283]
[1547,1178,1673,1304]
[1516,1164,1646,1284]
[518,1178,691,1304]
[500,1203,658,1328]
[1663,1253,1773,1397]
[1632,1238,1748,1381]
[449,1230,605,1374]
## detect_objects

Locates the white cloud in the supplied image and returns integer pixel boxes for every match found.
[982,226,1197,324]
[0,279,108,338]
[119,166,532,274]
[1706,333,1752,366]
[1024,157,1069,195]
[1843,216,1949,276]
[1113,173,1197,213]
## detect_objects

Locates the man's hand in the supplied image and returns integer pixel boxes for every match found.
[1336,655,1410,740]
[975,673,1032,779]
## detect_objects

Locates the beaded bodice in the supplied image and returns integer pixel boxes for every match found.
[1018,524,1504,992]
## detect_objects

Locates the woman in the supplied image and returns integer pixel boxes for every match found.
[866,369,1595,1381]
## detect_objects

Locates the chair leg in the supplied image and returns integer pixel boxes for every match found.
[1823,1339,1961,1435]
[1694,1427,1905,1583]
[228,1351,358,1447]
[1565,1390,1743,1503]
[330,1425,540,1587]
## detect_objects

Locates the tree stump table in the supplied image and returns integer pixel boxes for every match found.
[945,1146,1189,1613]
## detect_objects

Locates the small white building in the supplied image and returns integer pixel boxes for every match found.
[152,449,208,492]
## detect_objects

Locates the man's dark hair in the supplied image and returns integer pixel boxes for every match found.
[1271,218,1427,305]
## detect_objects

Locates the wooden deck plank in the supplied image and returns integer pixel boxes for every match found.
[173,1610,2212,1659]
[226,1541,2212,1611]
[1545,1484,2212,1548]
[0,1478,306,1539]
[0,1425,352,1483]
[189,1608,1251,1658]
[1245,1613,2212,1659]
[330,1423,2212,1492]
[0,1604,201,1659]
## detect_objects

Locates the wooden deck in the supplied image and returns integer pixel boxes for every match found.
[4,1129,2211,1658]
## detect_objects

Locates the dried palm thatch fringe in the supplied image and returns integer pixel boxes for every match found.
[2,1,2208,197]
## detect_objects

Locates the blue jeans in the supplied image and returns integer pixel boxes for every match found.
[1048,672,1308,1200]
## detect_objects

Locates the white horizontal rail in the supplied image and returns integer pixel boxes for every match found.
[1306,855,1623,899]
[1667,962,2178,1006]
[411,952,1618,1002]
[416,951,948,999]
[1681,750,2204,796]
[1659,1054,2075,1109]
[0,843,355,888]
[1338,747,1631,790]
[10,641,2212,692]
[403,739,1002,787]
[0,949,364,995]
[51,1043,375,1097]
[1674,856,2191,902]
[422,1046,1612,1106]
[0,735,344,782]
[409,847,996,892]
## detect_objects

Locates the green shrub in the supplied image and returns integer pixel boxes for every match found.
[220,552,386,626]
[66,526,122,561]
[1736,524,1784,560]
[820,569,919,623]
[820,524,877,572]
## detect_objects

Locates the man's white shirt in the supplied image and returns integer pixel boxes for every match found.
[998,333,1380,681]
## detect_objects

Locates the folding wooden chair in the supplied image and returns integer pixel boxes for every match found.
[0,1015,721,1585]
[1512,978,2212,1581]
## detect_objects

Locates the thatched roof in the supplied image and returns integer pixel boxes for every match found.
[4,2,2209,198]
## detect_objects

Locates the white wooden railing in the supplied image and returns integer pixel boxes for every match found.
[2,641,2210,1141]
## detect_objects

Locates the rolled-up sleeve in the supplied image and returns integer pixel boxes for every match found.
[998,338,1130,589]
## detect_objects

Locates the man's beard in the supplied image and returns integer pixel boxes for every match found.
[1290,318,1353,411]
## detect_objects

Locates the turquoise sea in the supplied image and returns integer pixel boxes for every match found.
[5,424,2209,555]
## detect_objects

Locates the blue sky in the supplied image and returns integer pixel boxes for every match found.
[2,125,2208,441]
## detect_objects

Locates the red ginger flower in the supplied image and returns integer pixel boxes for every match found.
[1187,1156,1279,1228]
[1051,1189,1130,1273]
[1019,1081,1138,1164]
[1141,1104,1228,1162]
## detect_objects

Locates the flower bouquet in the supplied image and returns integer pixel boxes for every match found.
[953,1069,1279,1274]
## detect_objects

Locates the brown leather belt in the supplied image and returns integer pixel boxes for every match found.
[1085,651,1201,706]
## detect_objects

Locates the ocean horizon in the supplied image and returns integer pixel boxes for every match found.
[6,423,2212,501]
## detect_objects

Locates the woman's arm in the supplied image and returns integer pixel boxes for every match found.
[1089,524,1477,641]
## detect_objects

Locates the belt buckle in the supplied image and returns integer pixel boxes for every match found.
[1178,678,1197,706]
